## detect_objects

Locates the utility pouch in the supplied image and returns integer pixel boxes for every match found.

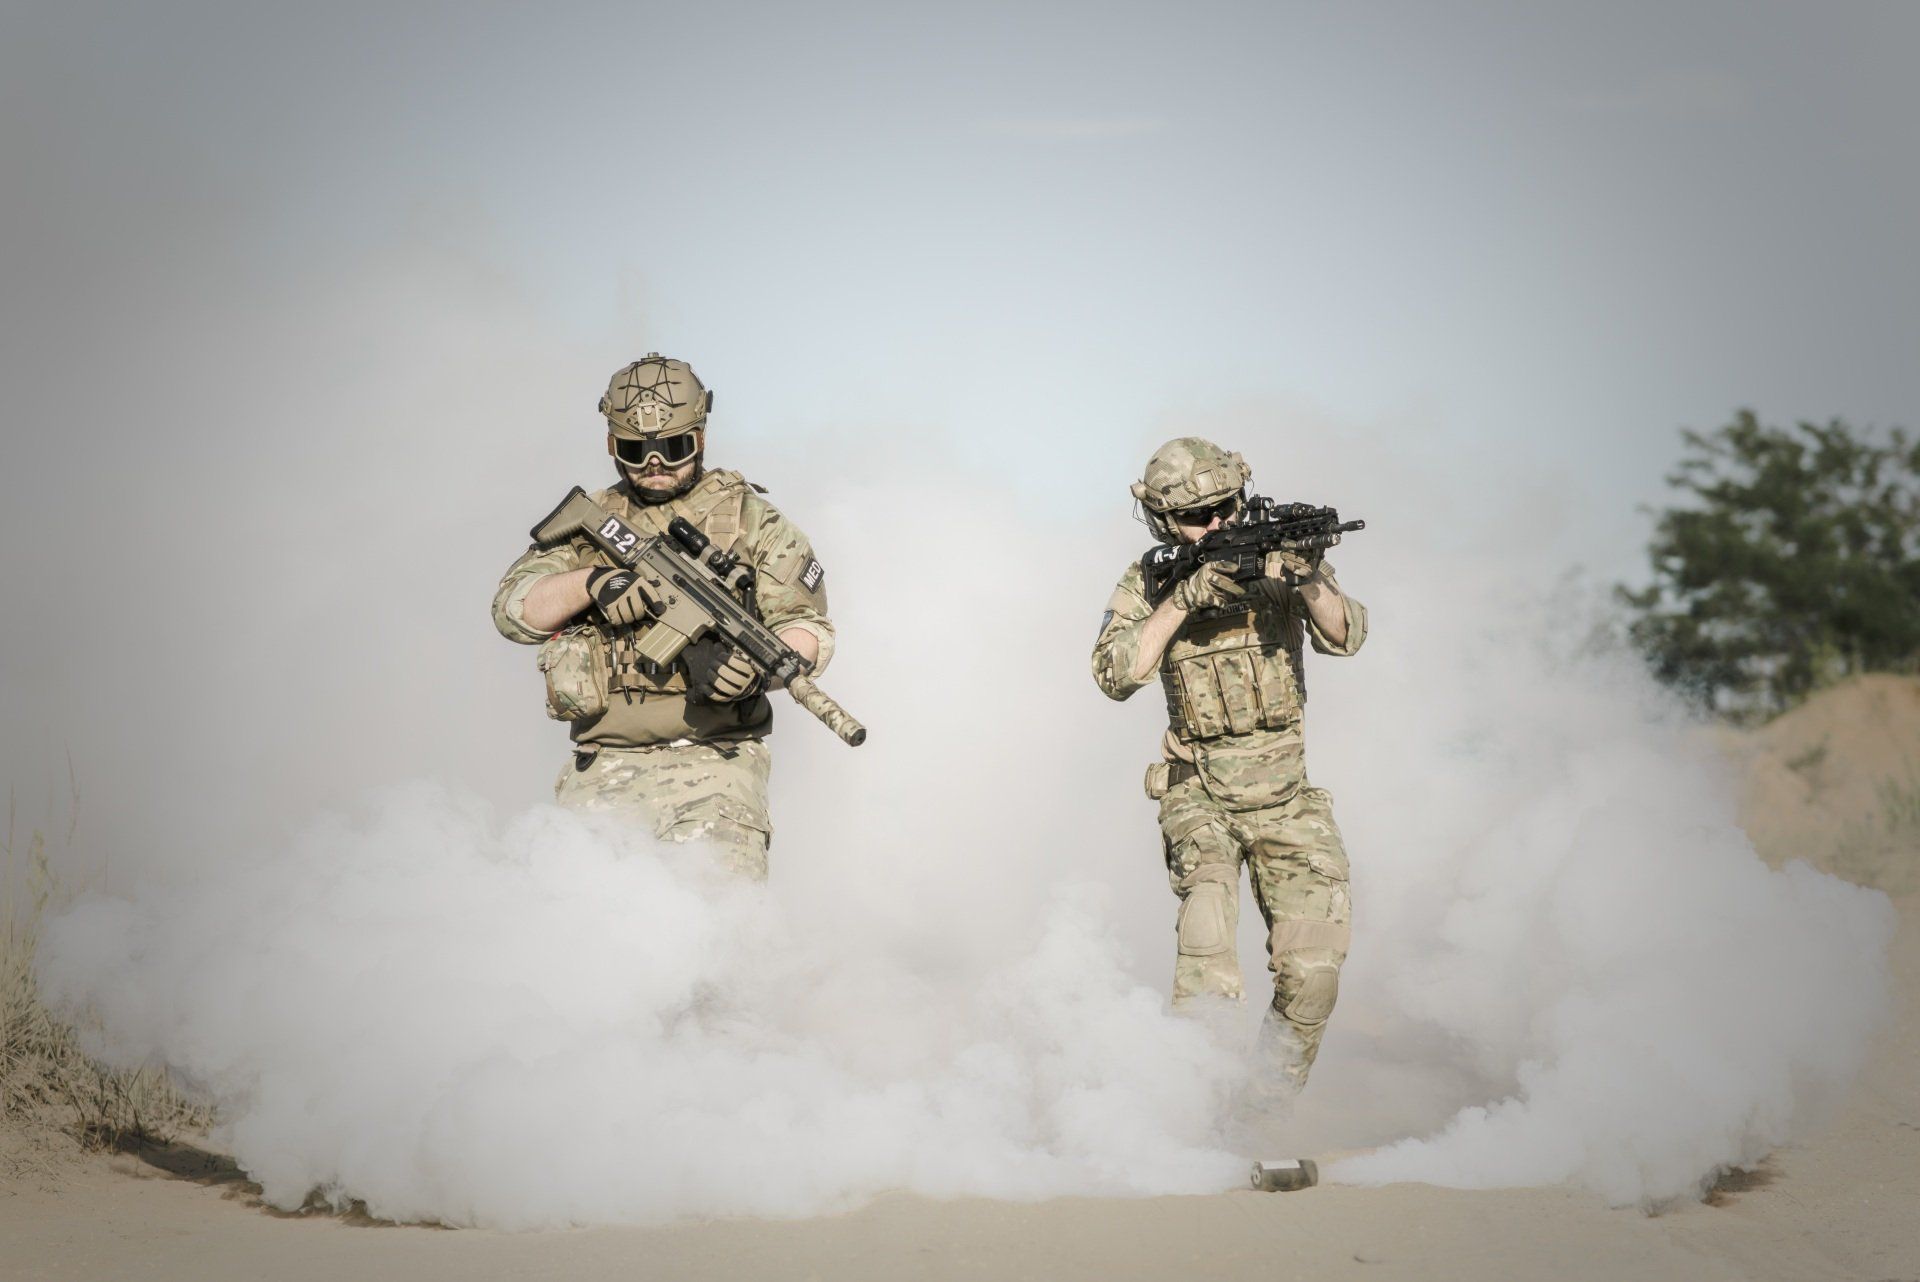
[537,625,610,722]
[1193,736,1304,812]
[1143,761,1172,800]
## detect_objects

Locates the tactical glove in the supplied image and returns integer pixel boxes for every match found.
[683,636,766,704]
[1172,560,1247,612]
[585,566,656,628]
[1264,548,1324,587]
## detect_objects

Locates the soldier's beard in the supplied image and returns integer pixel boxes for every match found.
[622,457,703,503]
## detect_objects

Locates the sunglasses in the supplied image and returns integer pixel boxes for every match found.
[614,432,701,466]
[1169,494,1241,526]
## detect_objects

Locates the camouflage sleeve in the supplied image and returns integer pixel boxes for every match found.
[491,539,585,645]
[741,497,836,673]
[1303,560,1367,657]
[1091,563,1156,701]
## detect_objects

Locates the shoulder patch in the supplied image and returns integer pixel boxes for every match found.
[1098,609,1115,639]
[800,558,825,591]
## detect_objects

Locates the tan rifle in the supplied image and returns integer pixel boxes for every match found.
[532,487,867,747]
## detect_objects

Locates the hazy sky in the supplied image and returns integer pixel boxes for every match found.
[2,1,1917,858]
[9,2,1916,514]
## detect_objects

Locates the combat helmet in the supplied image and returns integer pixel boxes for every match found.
[1131,437,1250,540]
[599,354,712,496]
[600,353,712,440]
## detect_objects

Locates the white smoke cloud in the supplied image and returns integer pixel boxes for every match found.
[33,436,1896,1224]
[1294,559,1897,1201]
[7,161,1893,1221]
[37,788,1245,1226]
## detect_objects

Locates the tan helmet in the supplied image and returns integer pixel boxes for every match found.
[1130,437,1250,538]
[599,353,712,440]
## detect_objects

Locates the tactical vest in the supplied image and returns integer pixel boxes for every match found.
[1160,583,1306,743]
[574,469,768,748]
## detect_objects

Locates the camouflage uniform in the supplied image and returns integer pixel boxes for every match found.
[1092,544,1366,1092]
[493,470,833,880]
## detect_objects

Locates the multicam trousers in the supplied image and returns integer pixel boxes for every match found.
[554,739,773,881]
[1157,772,1353,1090]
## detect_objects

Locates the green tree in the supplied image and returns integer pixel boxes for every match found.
[1617,410,1920,718]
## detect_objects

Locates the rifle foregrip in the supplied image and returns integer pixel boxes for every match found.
[786,675,867,747]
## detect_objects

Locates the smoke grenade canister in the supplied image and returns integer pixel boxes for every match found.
[1250,1158,1319,1193]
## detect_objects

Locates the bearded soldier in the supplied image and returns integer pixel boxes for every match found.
[492,354,834,880]
[1091,438,1366,1097]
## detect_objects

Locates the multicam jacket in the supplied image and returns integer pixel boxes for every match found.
[494,468,833,749]
[1092,559,1366,809]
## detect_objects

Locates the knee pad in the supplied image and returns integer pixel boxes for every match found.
[1177,881,1234,957]
[1276,957,1340,1027]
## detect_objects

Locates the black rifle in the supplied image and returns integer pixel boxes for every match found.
[1141,496,1364,605]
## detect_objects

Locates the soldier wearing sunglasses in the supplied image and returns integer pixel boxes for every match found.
[1092,437,1367,1103]
[492,355,835,880]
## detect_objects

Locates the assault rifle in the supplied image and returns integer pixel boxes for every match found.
[530,487,867,747]
[1141,496,1365,605]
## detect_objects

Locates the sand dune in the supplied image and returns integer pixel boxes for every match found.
[1718,674,1920,896]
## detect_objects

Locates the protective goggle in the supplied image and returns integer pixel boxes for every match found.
[1167,492,1242,527]
[613,431,701,467]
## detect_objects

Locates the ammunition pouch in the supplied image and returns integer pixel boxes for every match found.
[1159,594,1306,743]
[1164,644,1304,740]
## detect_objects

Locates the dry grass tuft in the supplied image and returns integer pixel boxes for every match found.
[3,812,212,1176]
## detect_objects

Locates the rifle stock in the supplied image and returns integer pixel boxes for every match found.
[530,486,600,545]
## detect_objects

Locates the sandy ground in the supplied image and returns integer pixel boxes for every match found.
[6,680,1919,1281]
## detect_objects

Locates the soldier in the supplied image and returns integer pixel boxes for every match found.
[492,354,834,881]
[1091,438,1367,1097]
